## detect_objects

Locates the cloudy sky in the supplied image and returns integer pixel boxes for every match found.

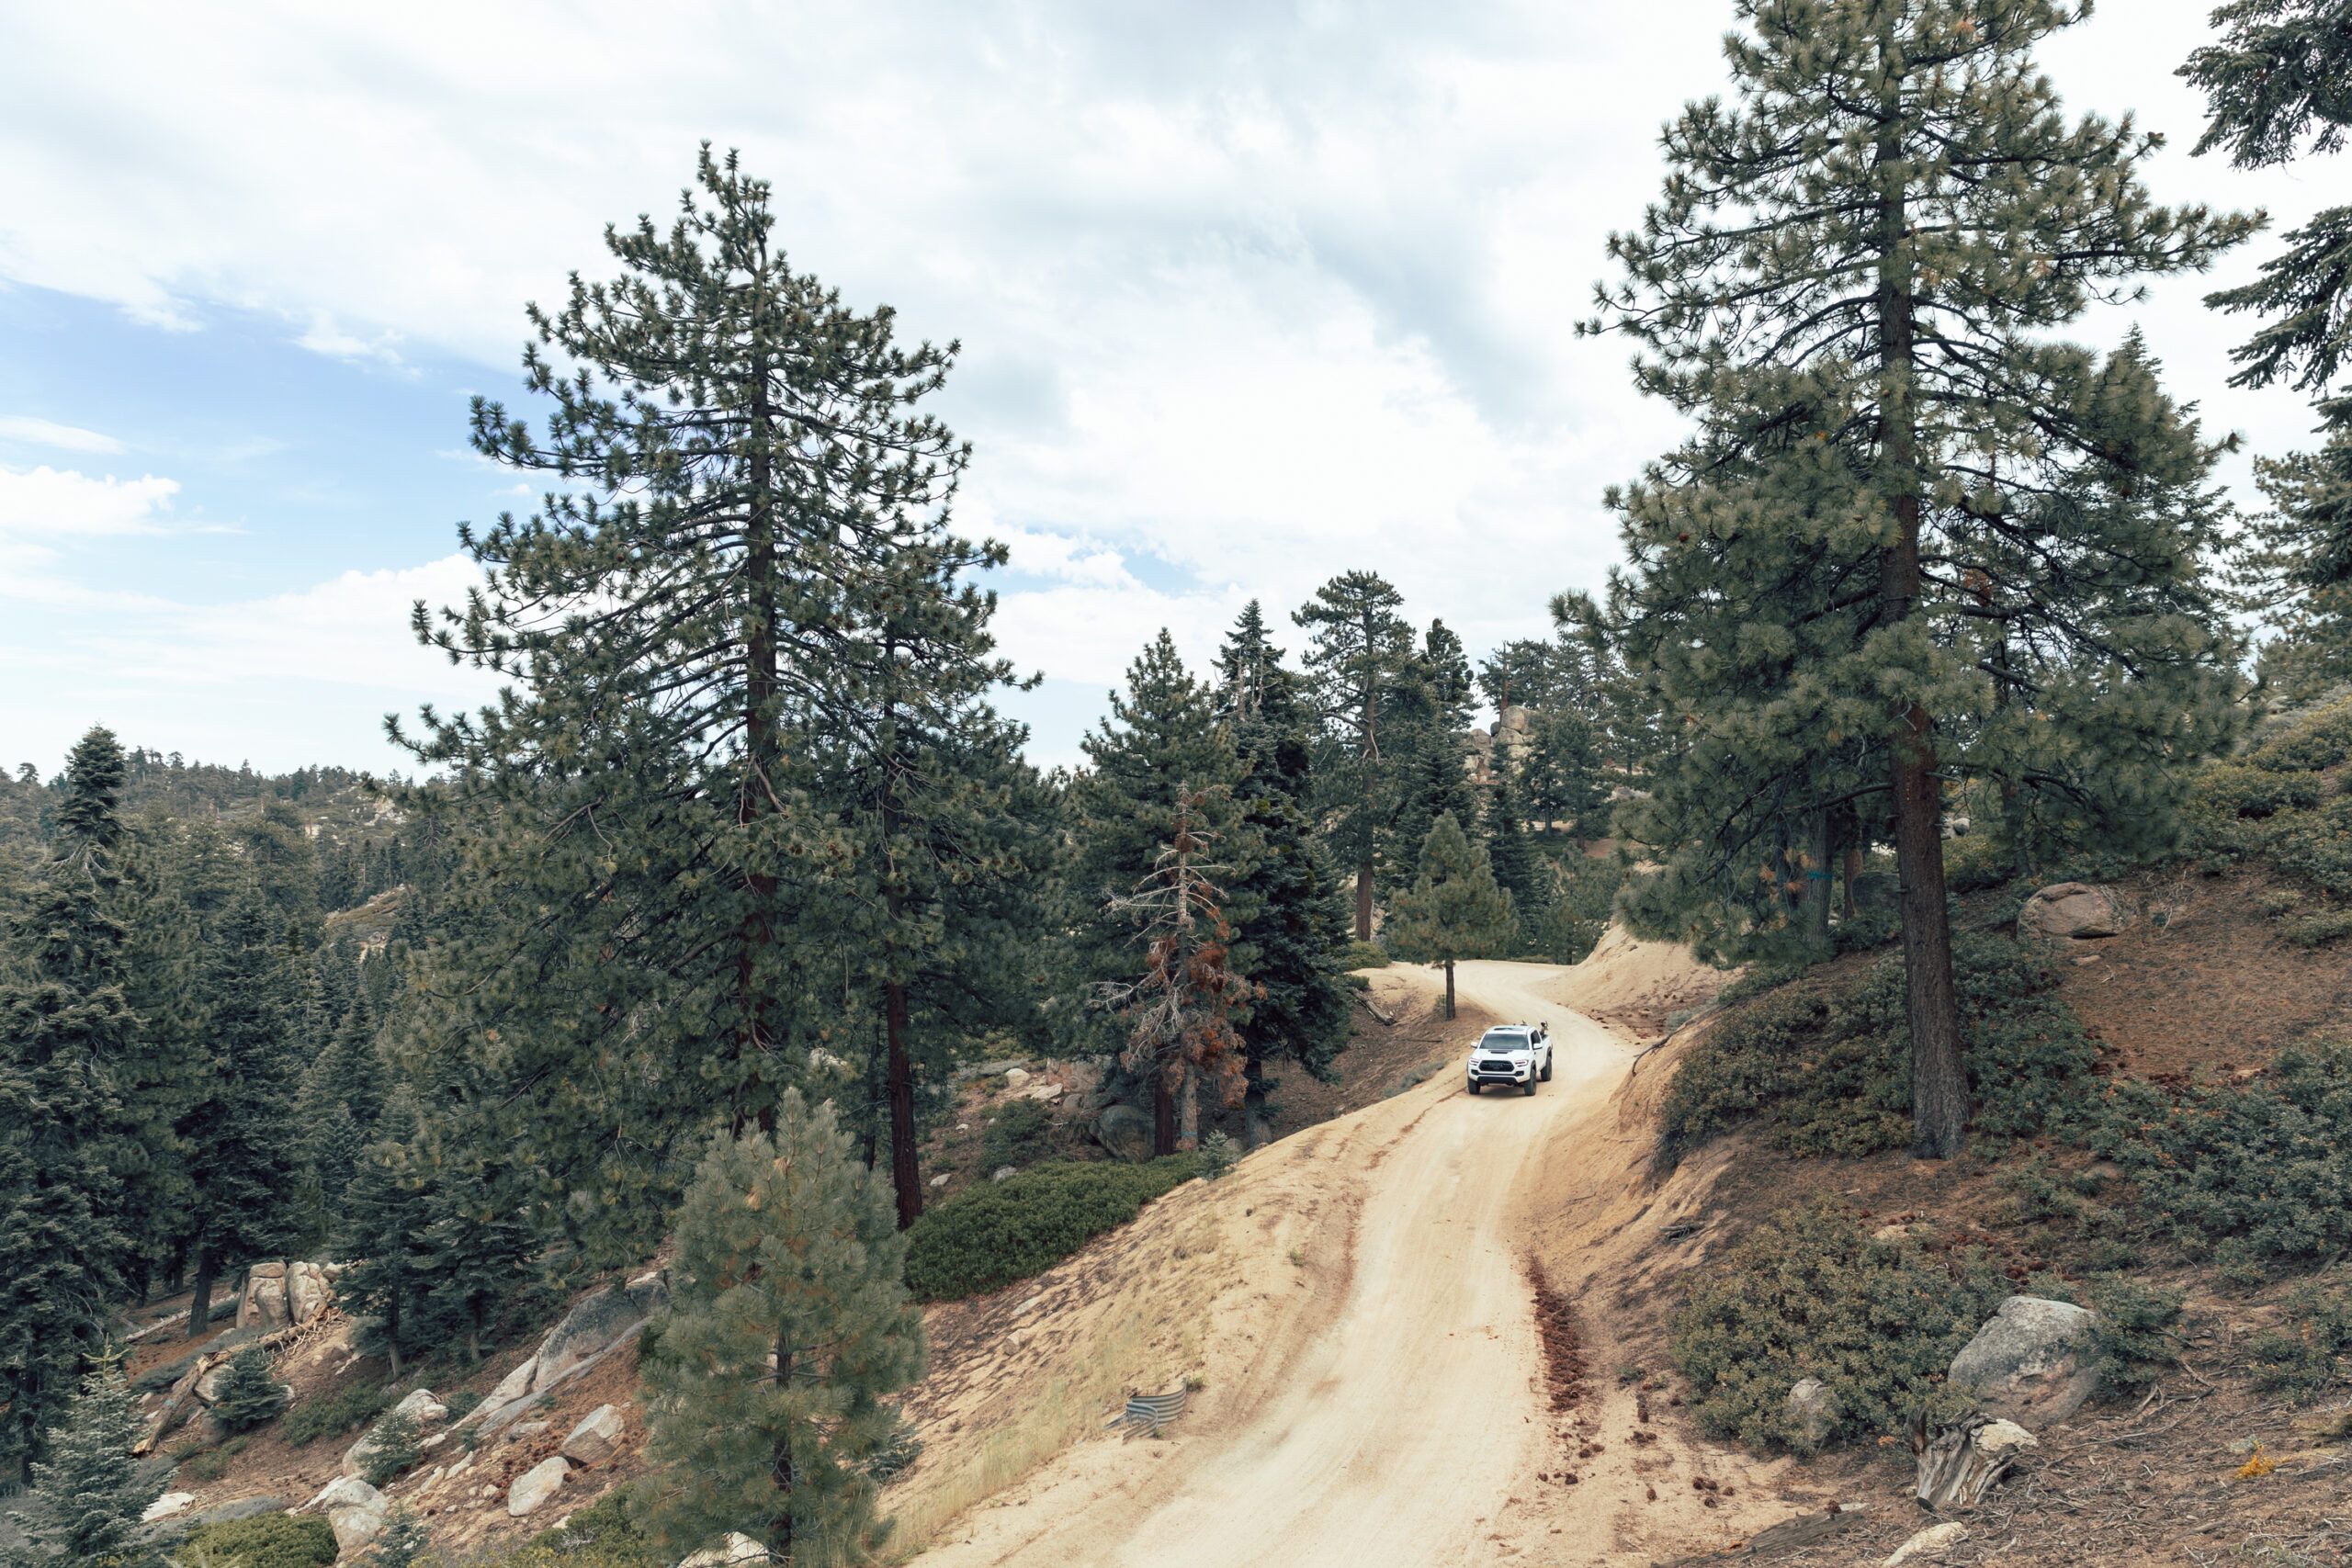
[1,1,2338,777]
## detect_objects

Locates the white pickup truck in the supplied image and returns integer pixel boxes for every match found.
[1465,1022,1552,1096]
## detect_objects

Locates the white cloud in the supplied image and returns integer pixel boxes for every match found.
[0,0,2323,761]
[0,465,178,541]
[0,416,124,454]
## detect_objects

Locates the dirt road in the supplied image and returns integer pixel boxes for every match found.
[916,960,1632,1568]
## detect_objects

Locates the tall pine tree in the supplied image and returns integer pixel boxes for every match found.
[0,733,134,1477]
[1588,0,2253,1155]
[396,146,1028,1255]
[1294,572,1420,941]
[176,886,304,1338]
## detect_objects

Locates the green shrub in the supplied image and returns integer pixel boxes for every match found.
[2249,697,2352,772]
[2087,1038,2352,1258]
[1338,941,1389,970]
[903,1156,1200,1302]
[280,1380,395,1447]
[980,1097,1055,1171]
[1659,933,2095,1163]
[180,1511,338,1568]
[516,1489,656,1566]
[186,1447,231,1483]
[1832,905,1900,953]
[2271,797,2352,895]
[440,1387,483,1422]
[1668,1200,2009,1452]
[2195,762,2326,819]
[2248,1274,2352,1403]
[2027,1271,2185,1389]
[210,1344,289,1434]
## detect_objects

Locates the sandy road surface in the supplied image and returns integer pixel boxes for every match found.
[918,961,1632,1568]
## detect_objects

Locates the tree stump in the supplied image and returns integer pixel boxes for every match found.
[1911,1413,2038,1510]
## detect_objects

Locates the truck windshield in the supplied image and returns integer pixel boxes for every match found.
[1477,1033,1529,1051]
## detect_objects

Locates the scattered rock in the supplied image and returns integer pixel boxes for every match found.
[1091,1103,1154,1163]
[929,1174,950,1189]
[992,1166,1018,1183]
[141,1493,195,1523]
[1949,1296,2098,1427]
[1019,1082,1066,1103]
[2018,882,2132,942]
[1884,1520,1969,1566]
[680,1532,769,1567]
[508,1456,571,1517]
[560,1404,626,1467]
[194,1360,234,1404]
[1004,1067,1031,1089]
[1788,1377,1835,1447]
[506,1421,552,1442]
[474,1271,669,1427]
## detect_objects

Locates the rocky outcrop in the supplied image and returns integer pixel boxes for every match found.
[560,1404,626,1467]
[2018,883,2133,942]
[1949,1296,2098,1427]
[465,1271,668,1438]
[237,1259,339,1331]
[508,1456,571,1517]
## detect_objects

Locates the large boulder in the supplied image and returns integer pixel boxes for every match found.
[312,1475,388,1554]
[2018,882,2132,942]
[387,1388,447,1426]
[508,1456,571,1517]
[240,1270,289,1332]
[1949,1296,2099,1427]
[287,1263,330,1326]
[1091,1103,1154,1163]
[536,1274,668,1389]
[560,1404,625,1467]
[681,1534,768,1567]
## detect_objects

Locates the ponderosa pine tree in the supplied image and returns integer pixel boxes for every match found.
[176,887,304,1339]
[0,1356,164,1568]
[1385,814,1517,1021]
[1523,710,1604,840]
[1587,0,2254,1156]
[1213,606,1355,1146]
[397,146,1025,1254]
[1295,572,1421,940]
[636,1095,925,1567]
[0,734,135,1479]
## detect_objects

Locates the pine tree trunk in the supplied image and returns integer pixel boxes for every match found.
[1875,91,1967,1159]
[886,981,922,1230]
[772,1325,796,1562]
[1804,811,1834,945]
[1242,1056,1269,1151]
[736,373,780,1141]
[1176,1063,1199,1152]
[187,1254,215,1341]
[1153,1074,1176,1156]
[861,1011,884,1172]
[1443,959,1455,1020]
[1355,860,1374,942]
[1843,845,1862,919]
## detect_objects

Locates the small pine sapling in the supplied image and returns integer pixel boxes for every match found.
[360,1409,424,1488]
[209,1343,290,1433]
[365,1506,433,1568]
[635,1091,926,1567]
[2,1357,167,1567]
